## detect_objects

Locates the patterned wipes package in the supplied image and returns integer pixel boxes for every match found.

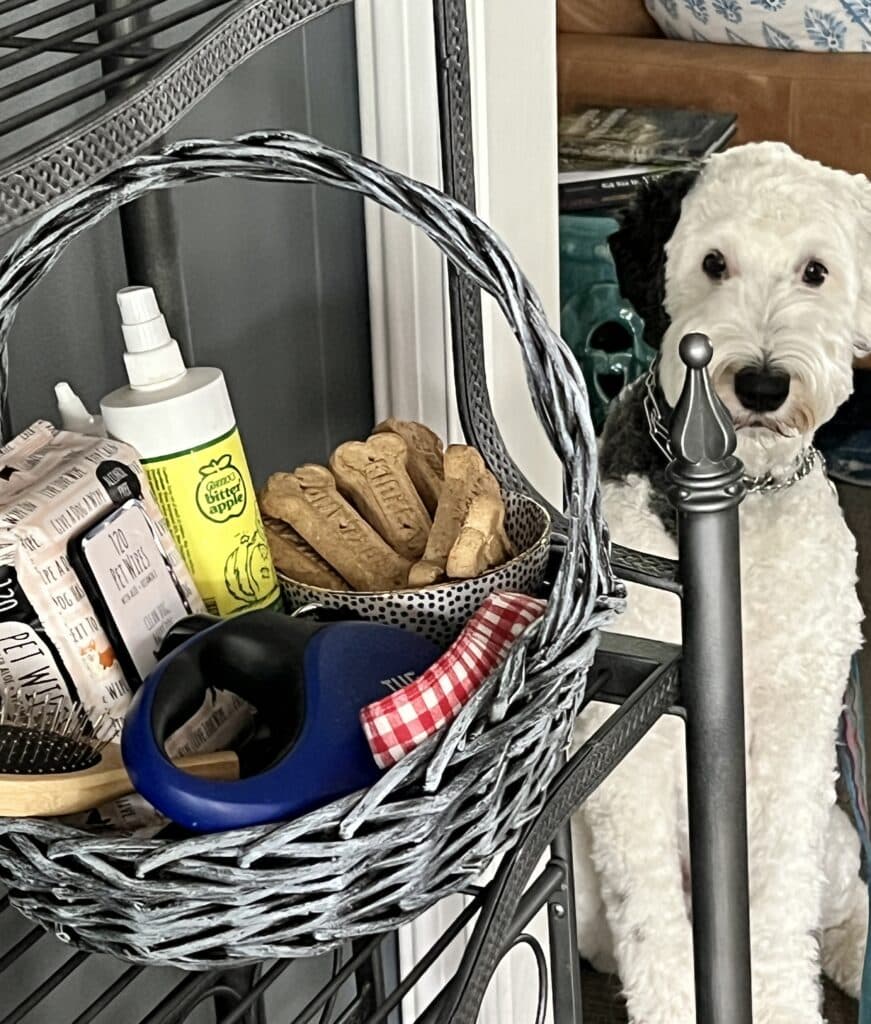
[0,420,201,721]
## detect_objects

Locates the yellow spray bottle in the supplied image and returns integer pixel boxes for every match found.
[100,286,280,617]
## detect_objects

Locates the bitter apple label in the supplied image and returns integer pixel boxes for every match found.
[142,428,280,616]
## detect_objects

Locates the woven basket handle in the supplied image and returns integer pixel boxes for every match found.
[449,271,562,522]
[0,132,619,620]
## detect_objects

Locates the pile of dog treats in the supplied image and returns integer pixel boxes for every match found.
[259,418,514,592]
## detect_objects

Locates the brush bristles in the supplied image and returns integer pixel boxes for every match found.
[0,689,119,775]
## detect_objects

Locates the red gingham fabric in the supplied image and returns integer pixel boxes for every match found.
[360,592,546,769]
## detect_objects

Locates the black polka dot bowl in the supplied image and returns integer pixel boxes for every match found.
[279,492,551,647]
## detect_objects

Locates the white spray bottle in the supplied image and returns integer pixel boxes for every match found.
[100,286,280,617]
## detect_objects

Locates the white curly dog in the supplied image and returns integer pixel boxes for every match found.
[572,142,870,1024]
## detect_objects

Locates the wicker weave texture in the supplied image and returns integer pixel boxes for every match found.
[0,133,623,968]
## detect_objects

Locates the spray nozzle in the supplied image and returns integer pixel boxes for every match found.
[116,286,186,388]
[118,285,161,326]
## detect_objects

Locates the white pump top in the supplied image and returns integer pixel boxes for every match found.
[117,286,186,388]
[54,381,105,435]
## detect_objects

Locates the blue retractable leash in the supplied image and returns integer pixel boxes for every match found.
[122,610,440,832]
[837,655,871,1022]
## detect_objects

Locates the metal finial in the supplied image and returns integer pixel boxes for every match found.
[666,332,745,514]
[670,332,737,473]
[679,332,713,371]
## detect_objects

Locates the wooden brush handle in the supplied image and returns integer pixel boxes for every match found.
[0,745,240,818]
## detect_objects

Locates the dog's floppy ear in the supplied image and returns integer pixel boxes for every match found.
[608,169,698,349]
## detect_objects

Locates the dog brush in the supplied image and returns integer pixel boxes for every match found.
[0,691,238,818]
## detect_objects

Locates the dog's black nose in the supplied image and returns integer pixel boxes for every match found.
[733,367,790,413]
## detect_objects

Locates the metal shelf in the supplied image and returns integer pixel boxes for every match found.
[0,0,353,233]
[0,0,235,148]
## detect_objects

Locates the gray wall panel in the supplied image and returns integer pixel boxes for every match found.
[302,12,374,457]
[4,4,372,483]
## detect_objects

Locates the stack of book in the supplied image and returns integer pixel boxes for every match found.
[558,104,737,213]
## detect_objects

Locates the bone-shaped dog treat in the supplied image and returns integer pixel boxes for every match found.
[407,560,444,587]
[260,467,410,591]
[261,515,349,590]
[330,433,432,561]
[408,445,503,586]
[446,494,513,579]
[372,418,444,515]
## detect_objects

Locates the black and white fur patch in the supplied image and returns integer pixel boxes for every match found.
[597,170,699,536]
[598,378,676,536]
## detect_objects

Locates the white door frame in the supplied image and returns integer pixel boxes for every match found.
[354,0,561,504]
[355,1,561,1019]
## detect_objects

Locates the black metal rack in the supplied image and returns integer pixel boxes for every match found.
[0,2,754,1021]
[0,0,235,161]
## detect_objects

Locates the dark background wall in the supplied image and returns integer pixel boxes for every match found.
[3,3,373,483]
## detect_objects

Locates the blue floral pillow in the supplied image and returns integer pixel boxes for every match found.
[644,0,871,51]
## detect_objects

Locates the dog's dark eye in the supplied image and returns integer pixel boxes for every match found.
[802,259,828,287]
[702,250,728,281]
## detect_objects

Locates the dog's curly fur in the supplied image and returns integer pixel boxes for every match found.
[572,142,870,1024]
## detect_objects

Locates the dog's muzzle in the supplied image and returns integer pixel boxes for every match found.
[734,366,791,413]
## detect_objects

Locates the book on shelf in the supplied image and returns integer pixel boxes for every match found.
[558,105,737,167]
[558,105,737,214]
[558,161,683,213]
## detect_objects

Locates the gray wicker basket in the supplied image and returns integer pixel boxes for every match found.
[0,131,623,969]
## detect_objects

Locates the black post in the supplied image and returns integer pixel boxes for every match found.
[546,823,584,1023]
[96,0,194,362]
[666,333,753,1024]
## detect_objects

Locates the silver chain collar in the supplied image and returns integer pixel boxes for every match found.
[642,365,822,495]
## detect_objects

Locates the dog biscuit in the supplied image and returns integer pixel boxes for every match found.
[262,515,348,590]
[409,445,503,585]
[373,418,444,514]
[446,494,513,579]
[260,467,410,591]
[330,433,432,560]
[407,560,445,588]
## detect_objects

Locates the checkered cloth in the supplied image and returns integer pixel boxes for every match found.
[360,592,546,769]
